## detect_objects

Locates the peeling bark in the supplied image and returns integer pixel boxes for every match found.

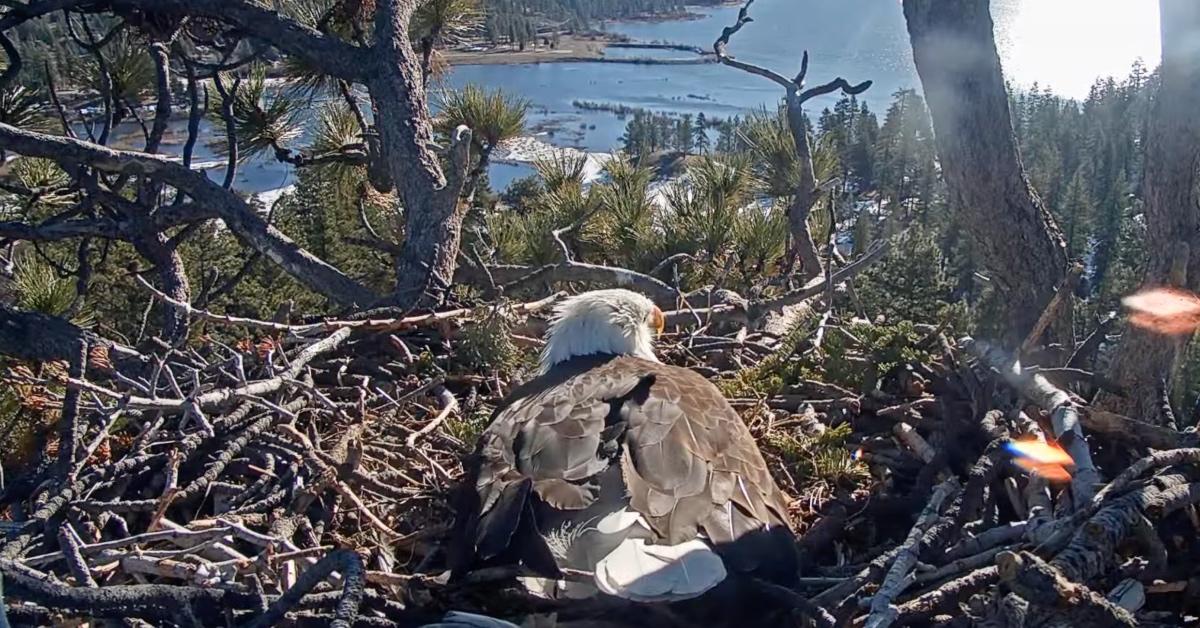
[997,551,1137,628]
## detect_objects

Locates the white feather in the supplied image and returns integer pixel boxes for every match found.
[594,537,727,602]
[594,509,645,535]
[521,509,728,603]
[539,289,659,374]
[421,611,520,628]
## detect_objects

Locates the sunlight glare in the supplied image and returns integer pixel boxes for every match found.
[1000,0,1160,98]
[1008,438,1074,483]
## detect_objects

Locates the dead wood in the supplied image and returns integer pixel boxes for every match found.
[895,566,997,626]
[864,477,961,628]
[0,296,1195,628]
[963,338,1101,507]
[996,551,1137,627]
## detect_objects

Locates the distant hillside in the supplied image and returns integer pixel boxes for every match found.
[483,0,726,44]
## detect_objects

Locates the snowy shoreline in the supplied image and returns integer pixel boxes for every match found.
[492,136,614,185]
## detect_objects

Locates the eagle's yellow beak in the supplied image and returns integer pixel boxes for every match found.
[650,306,665,336]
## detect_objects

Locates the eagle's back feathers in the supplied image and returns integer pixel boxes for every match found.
[450,354,796,604]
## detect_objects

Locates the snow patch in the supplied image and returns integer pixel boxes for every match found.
[256,185,296,210]
[493,136,613,185]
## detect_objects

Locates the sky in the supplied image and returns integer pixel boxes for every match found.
[994,0,1162,97]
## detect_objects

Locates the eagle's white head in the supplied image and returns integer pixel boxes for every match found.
[539,289,664,373]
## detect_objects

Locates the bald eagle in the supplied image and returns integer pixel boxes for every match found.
[449,289,797,604]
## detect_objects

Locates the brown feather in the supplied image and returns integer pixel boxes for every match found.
[452,353,795,586]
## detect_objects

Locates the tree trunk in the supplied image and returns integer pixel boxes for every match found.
[1095,0,1200,421]
[902,0,1070,346]
[369,0,471,307]
[785,92,825,283]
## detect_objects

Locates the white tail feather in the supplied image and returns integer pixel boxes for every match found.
[521,509,727,602]
[594,537,727,602]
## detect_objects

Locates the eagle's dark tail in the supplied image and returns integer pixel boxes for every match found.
[447,468,561,582]
[659,523,802,626]
[713,522,801,587]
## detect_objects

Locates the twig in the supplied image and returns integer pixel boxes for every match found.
[67,329,350,413]
[864,476,961,628]
[139,275,562,336]
[243,549,365,628]
[406,386,457,448]
[333,481,400,540]
[661,239,892,327]
[1020,264,1083,354]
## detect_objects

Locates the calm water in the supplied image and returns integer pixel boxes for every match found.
[106,0,1158,195]
[451,0,1160,189]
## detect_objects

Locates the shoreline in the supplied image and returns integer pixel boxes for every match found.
[442,34,611,66]
[443,35,712,68]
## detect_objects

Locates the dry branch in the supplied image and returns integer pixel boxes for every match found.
[964,338,1101,507]
[864,476,961,628]
[0,123,375,306]
[0,250,1197,628]
[895,566,997,626]
[996,551,1137,627]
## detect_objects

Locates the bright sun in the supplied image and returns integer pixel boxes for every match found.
[998,0,1161,98]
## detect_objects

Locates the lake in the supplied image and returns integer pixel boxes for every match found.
[450,0,1161,189]
[96,0,1160,196]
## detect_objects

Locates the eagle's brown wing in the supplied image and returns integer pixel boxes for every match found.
[453,354,651,574]
[451,354,794,581]
[620,359,792,541]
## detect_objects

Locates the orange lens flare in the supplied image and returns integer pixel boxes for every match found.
[1123,287,1200,335]
[1012,458,1073,483]
[1007,439,1074,465]
[1007,439,1074,483]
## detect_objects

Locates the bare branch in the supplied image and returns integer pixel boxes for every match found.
[797,77,873,104]
[111,0,368,82]
[964,338,1101,507]
[864,477,961,628]
[712,1,793,90]
[0,123,377,306]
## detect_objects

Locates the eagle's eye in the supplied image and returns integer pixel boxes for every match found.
[649,306,665,336]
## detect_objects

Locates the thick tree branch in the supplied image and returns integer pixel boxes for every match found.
[997,551,1137,628]
[0,306,138,364]
[108,0,368,81]
[0,123,376,306]
[964,338,1101,507]
[371,0,475,306]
